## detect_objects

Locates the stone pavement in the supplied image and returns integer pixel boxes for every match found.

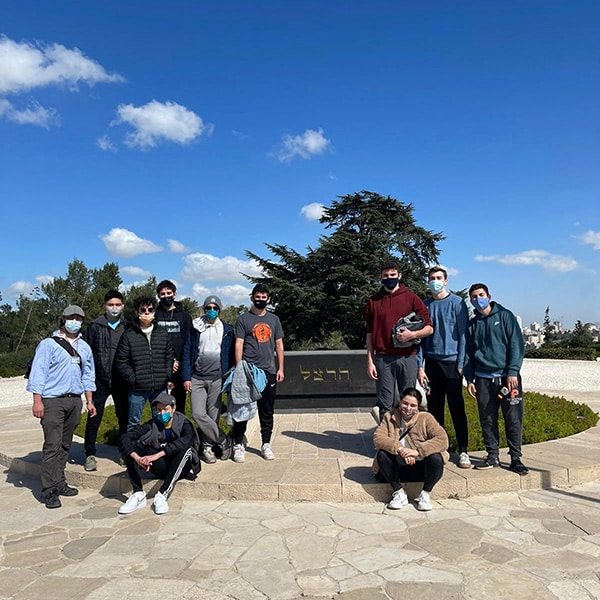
[1,472,600,600]
[1,387,599,599]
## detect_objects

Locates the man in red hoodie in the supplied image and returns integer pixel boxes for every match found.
[365,259,433,422]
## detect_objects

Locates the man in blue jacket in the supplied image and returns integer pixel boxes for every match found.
[464,283,528,475]
[182,295,235,464]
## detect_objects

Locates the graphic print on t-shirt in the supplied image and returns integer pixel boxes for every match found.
[252,322,272,344]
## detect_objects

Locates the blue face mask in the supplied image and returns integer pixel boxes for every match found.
[64,319,82,334]
[471,297,490,311]
[155,411,172,425]
[205,309,219,321]
[428,280,444,294]
[381,277,399,290]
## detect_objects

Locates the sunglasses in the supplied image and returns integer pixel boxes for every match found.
[205,305,219,311]
[139,307,155,314]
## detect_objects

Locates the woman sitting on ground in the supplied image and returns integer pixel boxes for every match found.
[373,387,449,511]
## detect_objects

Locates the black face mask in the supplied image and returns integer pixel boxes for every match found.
[253,299,268,310]
[381,277,399,290]
[159,296,175,307]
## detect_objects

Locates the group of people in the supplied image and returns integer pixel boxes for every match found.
[368,260,528,511]
[26,262,527,515]
[26,280,284,513]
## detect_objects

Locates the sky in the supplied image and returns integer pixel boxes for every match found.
[1,0,598,330]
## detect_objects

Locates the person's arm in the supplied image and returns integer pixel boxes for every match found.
[275,338,284,383]
[504,311,524,390]
[373,415,401,454]
[366,333,378,380]
[114,334,135,386]
[412,414,449,458]
[234,337,244,365]
[455,298,469,373]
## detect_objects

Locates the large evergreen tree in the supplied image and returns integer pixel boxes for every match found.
[245,191,444,349]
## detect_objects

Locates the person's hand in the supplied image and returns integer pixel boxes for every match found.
[32,397,44,419]
[395,328,415,344]
[183,380,192,393]
[467,382,477,398]
[367,363,378,380]
[417,368,427,387]
[276,369,284,383]
[506,376,519,391]
[172,360,179,373]
[87,403,97,418]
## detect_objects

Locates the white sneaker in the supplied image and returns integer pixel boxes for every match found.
[153,491,169,515]
[370,406,380,425]
[203,446,217,464]
[118,491,146,514]
[417,490,432,511]
[387,489,408,510]
[458,452,472,469]
[261,443,275,460]
[233,444,245,463]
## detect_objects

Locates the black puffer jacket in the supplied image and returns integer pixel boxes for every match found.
[85,315,130,386]
[115,323,174,393]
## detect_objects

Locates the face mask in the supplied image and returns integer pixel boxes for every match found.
[64,319,82,334]
[138,314,154,326]
[400,406,418,421]
[428,280,444,294]
[381,277,399,290]
[253,299,268,310]
[159,296,175,307]
[156,411,172,424]
[471,297,490,311]
[107,308,122,318]
[205,309,219,321]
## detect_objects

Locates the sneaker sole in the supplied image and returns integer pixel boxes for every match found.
[458,463,472,469]
[119,499,147,514]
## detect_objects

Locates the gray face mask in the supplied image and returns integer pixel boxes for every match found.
[107,308,122,318]
[64,319,82,334]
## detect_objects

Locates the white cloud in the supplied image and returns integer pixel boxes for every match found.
[0,35,125,95]
[112,100,211,149]
[120,266,152,278]
[96,134,116,152]
[475,250,578,272]
[35,274,54,285]
[7,280,36,297]
[180,253,263,282]
[191,283,211,300]
[100,228,163,258]
[168,239,190,253]
[300,203,325,221]
[0,98,58,128]
[215,284,252,304]
[579,230,600,250]
[274,128,331,163]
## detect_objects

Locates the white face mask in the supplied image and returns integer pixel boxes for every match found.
[64,319,82,334]
[107,308,123,318]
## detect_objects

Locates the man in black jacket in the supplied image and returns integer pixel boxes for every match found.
[83,290,130,471]
[115,296,174,431]
[155,280,192,414]
[119,392,200,515]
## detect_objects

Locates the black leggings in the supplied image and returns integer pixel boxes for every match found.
[376,449,444,493]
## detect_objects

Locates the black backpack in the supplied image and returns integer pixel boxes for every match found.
[24,336,83,379]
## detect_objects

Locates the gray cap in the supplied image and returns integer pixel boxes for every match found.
[62,305,85,318]
[151,392,175,407]
[203,295,222,310]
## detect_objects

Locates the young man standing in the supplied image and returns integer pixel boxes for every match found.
[417,267,471,469]
[464,283,528,475]
[365,259,433,422]
[154,280,192,413]
[26,305,97,509]
[119,392,200,515]
[115,296,174,431]
[232,284,284,463]
[83,290,130,471]
[182,295,236,464]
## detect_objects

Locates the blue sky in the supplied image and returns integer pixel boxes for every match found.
[1,0,598,329]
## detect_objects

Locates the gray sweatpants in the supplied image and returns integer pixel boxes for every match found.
[374,354,418,419]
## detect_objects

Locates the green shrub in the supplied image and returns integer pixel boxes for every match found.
[0,349,35,378]
[443,391,599,453]
[525,347,596,361]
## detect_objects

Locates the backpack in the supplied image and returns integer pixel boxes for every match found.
[24,336,83,379]
[391,312,425,348]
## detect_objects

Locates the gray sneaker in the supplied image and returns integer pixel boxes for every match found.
[203,446,217,464]
[84,455,97,471]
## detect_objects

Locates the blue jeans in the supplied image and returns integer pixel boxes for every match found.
[127,389,162,431]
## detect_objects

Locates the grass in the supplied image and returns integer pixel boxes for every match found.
[75,391,599,453]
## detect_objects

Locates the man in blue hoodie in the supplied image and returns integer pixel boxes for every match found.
[463,283,528,475]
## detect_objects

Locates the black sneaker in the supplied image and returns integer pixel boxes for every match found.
[475,456,500,470]
[44,491,62,509]
[57,483,79,497]
[509,459,529,476]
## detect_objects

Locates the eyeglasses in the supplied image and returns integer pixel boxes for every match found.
[139,307,155,314]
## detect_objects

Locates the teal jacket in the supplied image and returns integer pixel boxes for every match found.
[463,302,524,382]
